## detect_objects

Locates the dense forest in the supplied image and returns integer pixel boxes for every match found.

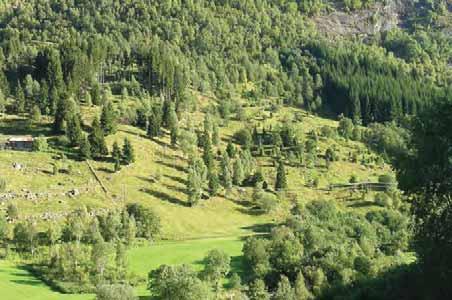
[0,0,451,300]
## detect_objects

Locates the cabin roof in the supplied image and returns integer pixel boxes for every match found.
[7,136,34,142]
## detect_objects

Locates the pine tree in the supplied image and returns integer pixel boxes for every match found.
[208,170,220,196]
[15,82,25,114]
[220,152,232,190]
[79,134,91,160]
[122,137,135,165]
[100,100,117,135]
[212,124,220,146]
[112,141,122,172]
[233,158,245,186]
[202,133,214,170]
[170,125,178,146]
[89,117,108,158]
[53,97,67,133]
[275,160,287,190]
[187,167,203,206]
[226,141,236,158]
[147,111,161,138]
[66,114,83,146]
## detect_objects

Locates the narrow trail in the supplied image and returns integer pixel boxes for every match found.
[85,160,109,196]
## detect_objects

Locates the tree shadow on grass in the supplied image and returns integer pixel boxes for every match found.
[348,201,378,208]
[0,118,53,136]
[241,223,274,234]
[156,160,187,173]
[235,207,266,216]
[164,174,188,186]
[141,188,190,207]
[10,279,42,286]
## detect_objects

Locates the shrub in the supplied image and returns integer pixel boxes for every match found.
[375,192,393,208]
[233,128,253,149]
[32,136,48,152]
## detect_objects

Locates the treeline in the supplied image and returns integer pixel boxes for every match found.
[0,0,449,126]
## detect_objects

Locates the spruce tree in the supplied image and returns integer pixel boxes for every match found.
[187,167,203,206]
[220,152,232,190]
[275,160,287,190]
[100,100,117,135]
[66,113,83,146]
[202,133,214,171]
[147,112,161,138]
[170,125,178,146]
[53,97,67,133]
[15,82,25,114]
[79,134,91,160]
[122,137,135,165]
[89,117,108,158]
[208,170,220,196]
[233,158,245,186]
[112,141,122,172]
[226,141,236,158]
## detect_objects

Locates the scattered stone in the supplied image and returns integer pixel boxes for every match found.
[67,189,80,198]
[12,162,23,170]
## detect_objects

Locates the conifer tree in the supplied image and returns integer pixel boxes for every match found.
[112,141,122,172]
[170,125,178,146]
[274,275,295,300]
[226,141,236,158]
[66,114,83,146]
[220,152,232,190]
[79,134,91,160]
[15,82,25,114]
[147,111,161,138]
[208,170,220,196]
[187,166,203,206]
[275,160,287,190]
[233,158,245,186]
[202,133,214,171]
[89,117,108,158]
[122,137,135,165]
[100,100,117,135]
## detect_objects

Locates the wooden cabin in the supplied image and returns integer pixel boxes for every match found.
[5,136,34,151]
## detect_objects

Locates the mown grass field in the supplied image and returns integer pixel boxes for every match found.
[129,236,246,297]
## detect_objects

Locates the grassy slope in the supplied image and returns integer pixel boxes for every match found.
[0,96,394,298]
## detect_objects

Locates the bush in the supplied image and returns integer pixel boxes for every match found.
[375,192,393,208]
[95,284,136,300]
[33,136,48,152]
[233,128,253,149]
[258,193,278,213]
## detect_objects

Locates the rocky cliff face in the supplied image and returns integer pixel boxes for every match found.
[313,0,408,38]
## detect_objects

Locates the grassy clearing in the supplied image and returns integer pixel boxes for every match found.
[0,261,94,300]
[128,236,246,297]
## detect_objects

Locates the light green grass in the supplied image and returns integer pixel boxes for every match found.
[0,261,94,300]
[128,236,246,296]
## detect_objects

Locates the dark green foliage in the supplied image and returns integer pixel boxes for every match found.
[396,99,452,299]
[201,249,231,288]
[233,128,253,149]
[122,138,135,165]
[112,141,122,172]
[89,117,108,158]
[338,117,354,139]
[243,200,411,295]
[100,100,117,135]
[208,170,220,196]
[275,160,287,190]
[79,134,91,160]
[126,203,160,240]
[66,114,83,146]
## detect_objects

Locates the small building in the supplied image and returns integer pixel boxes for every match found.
[5,136,34,151]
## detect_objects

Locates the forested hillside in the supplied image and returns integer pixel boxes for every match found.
[0,1,451,300]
